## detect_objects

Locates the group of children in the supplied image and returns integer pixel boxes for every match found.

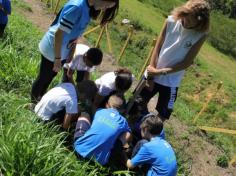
[32,0,211,175]
[34,43,177,175]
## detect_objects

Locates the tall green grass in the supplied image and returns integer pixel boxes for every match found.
[1,0,235,175]
[0,11,133,176]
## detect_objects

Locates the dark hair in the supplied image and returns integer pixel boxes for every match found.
[77,80,98,100]
[114,68,133,92]
[89,0,119,25]
[128,95,147,116]
[86,48,103,65]
[140,114,163,135]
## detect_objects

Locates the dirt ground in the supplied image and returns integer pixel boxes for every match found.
[18,0,236,175]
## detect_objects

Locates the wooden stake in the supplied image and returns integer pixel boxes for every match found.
[105,24,113,54]
[54,0,61,14]
[117,25,134,63]
[198,126,236,135]
[83,25,100,37]
[95,26,105,48]
[138,39,156,80]
[229,155,236,167]
[193,82,223,124]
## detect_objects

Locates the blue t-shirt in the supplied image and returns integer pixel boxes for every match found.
[0,0,11,24]
[39,0,90,62]
[131,137,177,176]
[74,108,131,165]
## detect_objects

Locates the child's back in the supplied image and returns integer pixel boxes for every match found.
[74,108,130,165]
[131,136,177,176]
[35,83,77,121]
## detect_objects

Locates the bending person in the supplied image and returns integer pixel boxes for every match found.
[31,0,119,103]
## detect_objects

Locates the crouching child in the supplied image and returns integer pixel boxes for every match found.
[126,114,177,176]
[34,80,98,130]
[74,95,132,165]
[63,44,103,84]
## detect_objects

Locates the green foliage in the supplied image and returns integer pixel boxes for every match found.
[208,11,236,58]
[208,0,236,18]
[137,0,184,13]
[1,0,236,175]
[12,0,33,12]
[0,10,133,176]
[216,154,229,168]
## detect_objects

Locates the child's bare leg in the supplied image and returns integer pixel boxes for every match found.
[74,112,91,141]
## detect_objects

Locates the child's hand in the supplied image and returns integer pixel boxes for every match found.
[147,65,158,76]
[53,59,61,72]
[67,68,74,79]
[147,65,163,77]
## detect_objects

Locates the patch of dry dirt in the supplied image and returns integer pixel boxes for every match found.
[18,0,236,175]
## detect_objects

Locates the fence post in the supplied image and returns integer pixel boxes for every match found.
[229,155,236,167]
[95,26,105,48]
[54,0,61,14]
[83,25,100,37]
[105,24,113,54]
[138,39,157,80]
[117,25,134,63]
[193,82,223,124]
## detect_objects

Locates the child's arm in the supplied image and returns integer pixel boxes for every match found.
[126,159,135,169]
[66,43,76,63]
[53,28,64,72]
[148,35,207,76]
[63,113,77,129]
[67,67,75,83]
[149,20,167,68]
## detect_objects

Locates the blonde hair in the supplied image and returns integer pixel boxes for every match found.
[171,0,210,32]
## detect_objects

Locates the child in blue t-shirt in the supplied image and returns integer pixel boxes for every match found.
[126,114,177,176]
[0,0,11,38]
[74,95,131,165]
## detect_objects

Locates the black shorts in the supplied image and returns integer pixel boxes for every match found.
[74,120,91,141]
[0,23,7,32]
[140,82,178,120]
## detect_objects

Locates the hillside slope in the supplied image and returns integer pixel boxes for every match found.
[0,0,235,175]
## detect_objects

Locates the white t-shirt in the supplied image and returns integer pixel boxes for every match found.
[64,44,94,72]
[95,72,116,96]
[34,83,78,121]
[153,16,205,87]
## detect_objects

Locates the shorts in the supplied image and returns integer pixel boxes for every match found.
[74,119,91,141]
[140,82,178,120]
[0,23,7,33]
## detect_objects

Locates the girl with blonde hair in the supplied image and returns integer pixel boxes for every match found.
[140,0,210,120]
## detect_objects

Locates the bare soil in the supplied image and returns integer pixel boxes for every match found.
[18,0,236,175]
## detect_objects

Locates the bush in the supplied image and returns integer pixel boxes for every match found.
[208,11,236,58]
[216,154,229,168]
